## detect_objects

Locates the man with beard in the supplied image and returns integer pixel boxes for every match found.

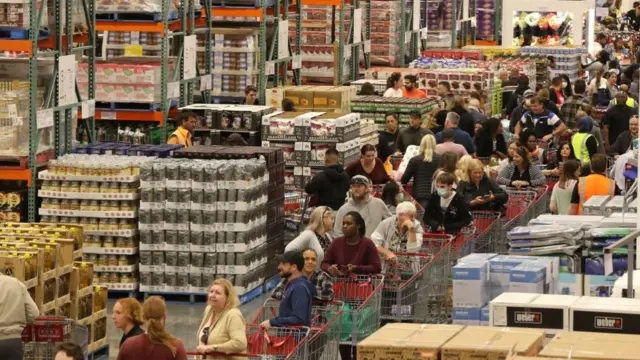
[402,74,425,98]
[611,115,639,157]
[395,111,433,155]
[261,251,315,328]
[271,248,334,301]
[603,92,636,152]
[334,175,391,237]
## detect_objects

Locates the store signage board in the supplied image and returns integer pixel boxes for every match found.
[184,35,197,80]
[292,55,302,70]
[80,99,95,119]
[58,54,76,106]
[278,20,289,59]
[124,45,143,57]
[265,61,275,76]
[200,75,212,91]
[37,109,54,129]
[354,8,362,44]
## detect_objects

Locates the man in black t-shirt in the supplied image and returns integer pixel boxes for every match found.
[515,96,567,141]
[603,92,636,153]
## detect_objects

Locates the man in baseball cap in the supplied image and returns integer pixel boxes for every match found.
[508,89,537,133]
[260,251,315,328]
[333,175,391,238]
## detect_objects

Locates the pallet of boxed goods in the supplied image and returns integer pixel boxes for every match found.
[441,326,545,359]
[538,331,640,359]
[265,86,356,113]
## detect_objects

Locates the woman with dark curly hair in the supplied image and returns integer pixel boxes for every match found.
[474,117,507,159]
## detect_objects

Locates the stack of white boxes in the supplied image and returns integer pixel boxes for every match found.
[452,254,560,326]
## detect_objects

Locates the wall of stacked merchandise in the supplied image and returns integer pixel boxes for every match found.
[0,222,109,353]
[37,154,148,293]
[133,145,285,297]
[262,86,378,189]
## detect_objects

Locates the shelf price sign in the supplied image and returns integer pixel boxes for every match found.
[184,35,197,80]
[353,8,362,44]
[278,20,289,59]
[413,0,420,31]
[58,54,76,106]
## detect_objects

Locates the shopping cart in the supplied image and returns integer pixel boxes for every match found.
[22,317,89,360]
[284,190,313,233]
[371,182,425,220]
[187,325,310,360]
[498,191,537,253]
[331,274,384,347]
[251,299,344,360]
[530,185,550,217]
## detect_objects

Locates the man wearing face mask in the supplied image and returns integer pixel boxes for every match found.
[603,92,636,152]
[424,172,472,234]
[333,175,391,237]
[611,116,639,157]
[548,76,565,107]
[371,202,424,262]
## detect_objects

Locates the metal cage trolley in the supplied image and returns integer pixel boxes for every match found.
[22,317,89,360]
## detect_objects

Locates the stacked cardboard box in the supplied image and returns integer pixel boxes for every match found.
[351,96,437,132]
[265,86,356,113]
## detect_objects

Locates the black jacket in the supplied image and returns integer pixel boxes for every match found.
[424,191,472,235]
[603,104,635,144]
[451,106,476,139]
[401,153,441,201]
[458,176,508,213]
[304,164,350,210]
[377,130,399,161]
[397,127,433,154]
[611,130,635,155]
[474,132,507,158]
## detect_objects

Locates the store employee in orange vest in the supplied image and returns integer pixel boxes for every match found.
[167,111,197,148]
[569,153,620,215]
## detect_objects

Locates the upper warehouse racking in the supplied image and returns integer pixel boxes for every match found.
[0,0,97,222]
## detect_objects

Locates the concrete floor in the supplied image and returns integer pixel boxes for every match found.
[106,293,269,359]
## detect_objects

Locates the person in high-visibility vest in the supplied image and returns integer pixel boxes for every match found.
[569,153,620,215]
[167,111,197,148]
[571,116,598,164]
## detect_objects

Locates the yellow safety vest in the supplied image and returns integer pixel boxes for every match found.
[168,126,192,147]
[613,97,635,108]
[572,132,597,164]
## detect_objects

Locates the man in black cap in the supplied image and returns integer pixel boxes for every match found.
[260,251,316,328]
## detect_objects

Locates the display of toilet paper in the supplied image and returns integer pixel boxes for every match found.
[137,157,270,295]
[452,253,560,326]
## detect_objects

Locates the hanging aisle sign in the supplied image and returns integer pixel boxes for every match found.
[354,8,362,44]
[184,35,197,80]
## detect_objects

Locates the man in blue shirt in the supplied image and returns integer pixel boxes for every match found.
[435,112,475,155]
[260,251,316,328]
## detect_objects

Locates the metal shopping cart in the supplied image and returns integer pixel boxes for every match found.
[284,190,313,235]
[251,300,344,360]
[187,325,310,360]
[22,317,89,360]
[381,233,454,324]
[498,190,537,253]
[331,274,384,349]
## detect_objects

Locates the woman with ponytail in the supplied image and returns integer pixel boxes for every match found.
[117,296,187,360]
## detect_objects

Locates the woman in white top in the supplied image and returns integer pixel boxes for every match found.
[550,159,581,215]
[383,73,403,98]
[284,206,334,264]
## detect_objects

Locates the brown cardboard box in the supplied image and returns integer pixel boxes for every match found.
[0,251,43,288]
[441,326,545,360]
[265,86,296,109]
[285,86,314,107]
[538,332,640,360]
[313,87,348,109]
[357,324,465,360]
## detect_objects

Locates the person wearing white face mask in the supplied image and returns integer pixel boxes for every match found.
[560,75,573,98]
[424,172,472,234]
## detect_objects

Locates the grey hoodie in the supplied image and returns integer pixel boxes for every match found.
[334,195,392,237]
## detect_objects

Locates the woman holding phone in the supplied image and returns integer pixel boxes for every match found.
[458,159,508,214]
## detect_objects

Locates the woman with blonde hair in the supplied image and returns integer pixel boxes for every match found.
[458,159,508,213]
[117,296,187,360]
[285,206,334,263]
[401,134,441,211]
[196,279,247,359]
[455,155,474,183]
[112,298,144,348]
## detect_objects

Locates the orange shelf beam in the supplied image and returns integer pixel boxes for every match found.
[302,0,341,5]
[96,21,166,35]
[80,110,166,125]
[0,40,32,56]
[38,33,89,50]
[0,169,32,186]
[212,7,263,19]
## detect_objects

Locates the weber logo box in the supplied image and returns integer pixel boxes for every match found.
[570,296,640,334]
[507,307,564,329]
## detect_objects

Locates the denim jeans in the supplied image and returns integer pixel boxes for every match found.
[0,338,23,360]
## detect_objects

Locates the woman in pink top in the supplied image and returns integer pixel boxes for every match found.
[117,296,187,360]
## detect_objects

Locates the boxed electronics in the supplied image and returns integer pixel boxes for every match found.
[440,326,545,359]
[490,293,580,338]
[357,323,465,360]
[452,260,490,308]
